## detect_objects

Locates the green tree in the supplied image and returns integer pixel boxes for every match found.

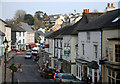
[24,14,34,25]
[34,11,44,21]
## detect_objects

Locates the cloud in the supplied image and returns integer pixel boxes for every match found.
[1,0,120,2]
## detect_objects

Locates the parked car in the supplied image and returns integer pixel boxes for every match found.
[31,47,40,55]
[54,73,75,83]
[40,68,56,79]
[24,52,32,59]
[17,51,23,55]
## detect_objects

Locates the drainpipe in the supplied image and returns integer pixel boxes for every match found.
[100,28,103,82]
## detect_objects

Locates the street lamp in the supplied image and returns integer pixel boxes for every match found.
[3,37,8,84]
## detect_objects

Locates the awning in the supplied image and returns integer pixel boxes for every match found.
[29,44,36,47]
[11,45,16,46]
[75,58,88,65]
[87,61,99,69]
[44,44,49,48]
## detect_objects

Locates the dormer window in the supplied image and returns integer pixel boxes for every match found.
[112,16,120,22]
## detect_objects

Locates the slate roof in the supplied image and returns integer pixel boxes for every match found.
[0,18,11,28]
[45,25,72,39]
[103,17,120,29]
[62,12,103,35]
[18,22,34,32]
[0,31,5,36]
[37,31,45,36]
[77,9,120,31]
[11,24,26,32]
[0,18,7,24]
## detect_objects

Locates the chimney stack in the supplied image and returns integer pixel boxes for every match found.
[108,3,110,7]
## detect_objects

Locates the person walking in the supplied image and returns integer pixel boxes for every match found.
[18,64,22,73]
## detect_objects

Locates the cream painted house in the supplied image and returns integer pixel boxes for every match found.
[0,19,11,83]
[18,22,35,49]
[0,19,11,51]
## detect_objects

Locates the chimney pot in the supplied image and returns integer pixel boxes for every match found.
[83,9,85,13]
[87,9,89,13]
[111,3,113,7]
[85,9,87,13]
[108,3,110,7]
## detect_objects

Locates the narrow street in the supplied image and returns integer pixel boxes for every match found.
[8,53,53,83]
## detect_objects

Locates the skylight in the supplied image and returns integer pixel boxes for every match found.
[112,16,120,22]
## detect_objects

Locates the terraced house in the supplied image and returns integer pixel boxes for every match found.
[44,9,120,84]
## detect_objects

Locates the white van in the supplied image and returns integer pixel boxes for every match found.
[31,47,40,55]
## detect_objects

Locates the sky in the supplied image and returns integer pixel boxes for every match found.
[0,0,120,20]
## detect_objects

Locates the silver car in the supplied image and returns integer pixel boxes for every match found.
[54,73,75,83]
[25,52,32,59]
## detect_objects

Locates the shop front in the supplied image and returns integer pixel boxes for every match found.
[87,61,99,83]
[76,59,88,81]
[61,60,71,73]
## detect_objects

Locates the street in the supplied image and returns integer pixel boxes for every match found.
[8,53,54,84]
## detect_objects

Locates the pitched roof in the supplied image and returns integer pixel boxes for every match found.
[62,12,103,35]
[18,22,34,32]
[0,31,5,36]
[0,18,7,24]
[45,25,72,39]
[77,9,120,31]
[103,17,120,29]
[37,31,45,36]
[0,18,11,28]
[11,24,26,32]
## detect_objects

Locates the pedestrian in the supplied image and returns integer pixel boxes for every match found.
[18,64,22,73]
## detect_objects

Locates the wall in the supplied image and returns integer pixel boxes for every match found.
[5,27,11,51]
[78,31,101,62]
[25,32,35,44]
[102,29,120,59]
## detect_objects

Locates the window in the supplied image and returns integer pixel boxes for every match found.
[19,32,21,36]
[76,65,78,76]
[82,44,84,55]
[108,69,115,84]
[94,45,98,59]
[23,32,25,36]
[87,32,90,40]
[115,44,120,62]
[109,48,113,61]
[23,39,25,44]
[64,43,66,47]
[19,40,21,44]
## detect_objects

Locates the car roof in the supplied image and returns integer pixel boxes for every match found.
[26,52,31,53]
[59,73,72,75]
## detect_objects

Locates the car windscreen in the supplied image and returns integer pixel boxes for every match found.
[62,75,74,79]
[26,53,31,55]
[32,50,38,52]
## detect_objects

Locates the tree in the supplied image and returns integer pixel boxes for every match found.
[34,11,44,21]
[14,10,26,20]
[24,14,34,25]
[34,17,44,29]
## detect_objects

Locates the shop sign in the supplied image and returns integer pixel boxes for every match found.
[64,49,70,54]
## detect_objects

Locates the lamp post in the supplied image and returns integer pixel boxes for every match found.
[3,37,8,84]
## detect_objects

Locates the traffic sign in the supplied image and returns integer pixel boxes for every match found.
[40,43,44,47]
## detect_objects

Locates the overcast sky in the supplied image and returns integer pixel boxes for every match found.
[0,0,119,20]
